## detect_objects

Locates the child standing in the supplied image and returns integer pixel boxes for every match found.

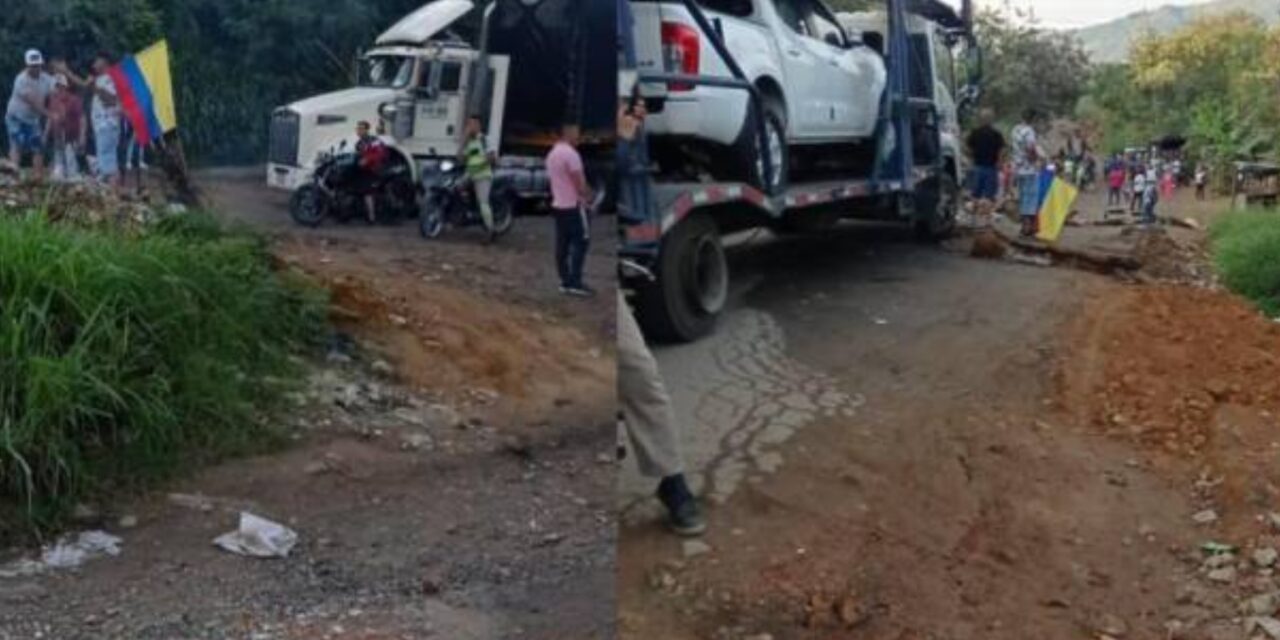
[1142,169,1159,224]
[1107,164,1125,207]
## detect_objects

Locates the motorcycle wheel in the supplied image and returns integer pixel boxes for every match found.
[490,192,515,237]
[419,193,447,239]
[289,185,327,227]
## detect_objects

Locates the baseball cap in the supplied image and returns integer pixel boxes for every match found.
[24,49,43,66]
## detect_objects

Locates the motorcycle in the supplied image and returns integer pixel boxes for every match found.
[290,142,418,228]
[418,160,515,241]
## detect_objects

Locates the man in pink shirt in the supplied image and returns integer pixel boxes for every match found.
[546,124,594,297]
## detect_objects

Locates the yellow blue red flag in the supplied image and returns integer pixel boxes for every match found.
[107,40,177,146]
[1035,169,1078,242]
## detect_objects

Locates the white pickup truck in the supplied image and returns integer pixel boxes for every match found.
[632,0,888,190]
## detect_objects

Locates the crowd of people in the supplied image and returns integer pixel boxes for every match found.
[964,108,1210,234]
[4,48,147,193]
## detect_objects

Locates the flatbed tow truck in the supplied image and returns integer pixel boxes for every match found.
[619,0,981,342]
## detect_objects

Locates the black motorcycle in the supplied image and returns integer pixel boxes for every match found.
[290,143,417,227]
[418,160,515,241]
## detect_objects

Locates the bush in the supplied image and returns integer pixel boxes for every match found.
[1211,209,1280,316]
[0,213,324,535]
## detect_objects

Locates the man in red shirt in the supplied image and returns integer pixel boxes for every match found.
[45,74,85,181]
[354,120,388,224]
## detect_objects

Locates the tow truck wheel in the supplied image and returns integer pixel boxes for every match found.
[635,213,728,343]
[914,173,960,242]
[289,185,326,228]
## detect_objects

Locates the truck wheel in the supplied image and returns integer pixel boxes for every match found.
[727,100,789,194]
[635,213,728,343]
[419,193,446,239]
[289,186,326,227]
[913,173,959,242]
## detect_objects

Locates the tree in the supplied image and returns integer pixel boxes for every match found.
[972,3,1091,124]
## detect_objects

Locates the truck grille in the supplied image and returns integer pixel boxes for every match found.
[269,110,300,167]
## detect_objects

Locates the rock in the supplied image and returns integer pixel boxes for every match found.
[71,503,99,523]
[1256,549,1279,568]
[1207,567,1238,583]
[1193,509,1220,525]
[370,360,393,376]
[1204,553,1237,569]
[1268,513,1280,532]
[303,461,330,475]
[117,515,138,529]
[1250,616,1280,639]
[1246,593,1280,617]
[682,540,713,559]
[424,404,462,429]
[388,314,409,327]
[1095,612,1129,636]
[401,433,433,451]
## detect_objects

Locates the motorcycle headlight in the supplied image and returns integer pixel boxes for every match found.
[440,160,456,172]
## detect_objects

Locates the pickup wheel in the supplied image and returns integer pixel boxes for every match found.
[728,100,789,195]
[913,173,960,242]
[635,213,728,343]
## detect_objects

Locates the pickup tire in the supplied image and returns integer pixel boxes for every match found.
[635,213,728,343]
[728,100,789,195]
[913,173,959,242]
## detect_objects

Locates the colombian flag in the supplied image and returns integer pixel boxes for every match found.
[1035,169,1078,243]
[107,40,177,146]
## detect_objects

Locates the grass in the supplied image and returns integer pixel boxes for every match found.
[1211,209,1280,316]
[0,211,325,537]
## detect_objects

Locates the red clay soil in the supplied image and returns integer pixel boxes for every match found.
[1058,285,1280,537]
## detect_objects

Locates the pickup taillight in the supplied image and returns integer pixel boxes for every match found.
[661,21,700,92]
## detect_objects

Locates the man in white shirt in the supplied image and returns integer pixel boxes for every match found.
[57,52,123,192]
[5,49,56,180]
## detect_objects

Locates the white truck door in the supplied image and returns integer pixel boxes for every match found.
[414,60,468,156]
[770,0,825,138]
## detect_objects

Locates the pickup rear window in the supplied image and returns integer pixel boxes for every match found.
[633,0,754,19]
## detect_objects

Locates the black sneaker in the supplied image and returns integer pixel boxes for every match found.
[657,474,707,537]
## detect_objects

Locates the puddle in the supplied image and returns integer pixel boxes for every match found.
[620,308,863,520]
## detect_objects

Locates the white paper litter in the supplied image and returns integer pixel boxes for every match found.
[213,512,298,558]
[0,530,123,578]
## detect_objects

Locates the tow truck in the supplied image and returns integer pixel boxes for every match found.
[619,0,982,342]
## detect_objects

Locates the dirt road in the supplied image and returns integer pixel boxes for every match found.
[619,187,1280,639]
[0,170,618,639]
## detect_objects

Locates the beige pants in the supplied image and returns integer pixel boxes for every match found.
[618,292,684,479]
[473,177,493,231]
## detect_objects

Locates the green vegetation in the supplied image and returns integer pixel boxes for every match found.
[1211,210,1280,316]
[0,211,324,536]
[0,0,428,164]
[1079,12,1280,188]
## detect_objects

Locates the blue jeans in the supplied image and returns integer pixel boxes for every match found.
[554,207,590,289]
[968,166,999,200]
[1016,174,1041,218]
[94,122,121,178]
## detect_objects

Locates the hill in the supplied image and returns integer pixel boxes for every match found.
[1072,0,1279,63]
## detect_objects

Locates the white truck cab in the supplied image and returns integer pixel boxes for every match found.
[267,0,509,191]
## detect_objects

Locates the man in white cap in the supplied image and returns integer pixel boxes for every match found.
[5,49,57,180]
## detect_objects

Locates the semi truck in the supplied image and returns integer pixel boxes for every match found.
[619,0,982,342]
[267,0,614,214]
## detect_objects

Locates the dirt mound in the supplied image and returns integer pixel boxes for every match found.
[280,240,615,424]
[1129,227,1216,286]
[0,178,173,231]
[1059,285,1280,458]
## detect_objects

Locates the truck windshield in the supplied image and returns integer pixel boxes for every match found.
[359,56,416,89]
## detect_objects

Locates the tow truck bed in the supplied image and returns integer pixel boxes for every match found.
[623,177,910,247]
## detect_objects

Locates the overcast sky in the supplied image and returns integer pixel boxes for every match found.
[983,0,1215,29]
